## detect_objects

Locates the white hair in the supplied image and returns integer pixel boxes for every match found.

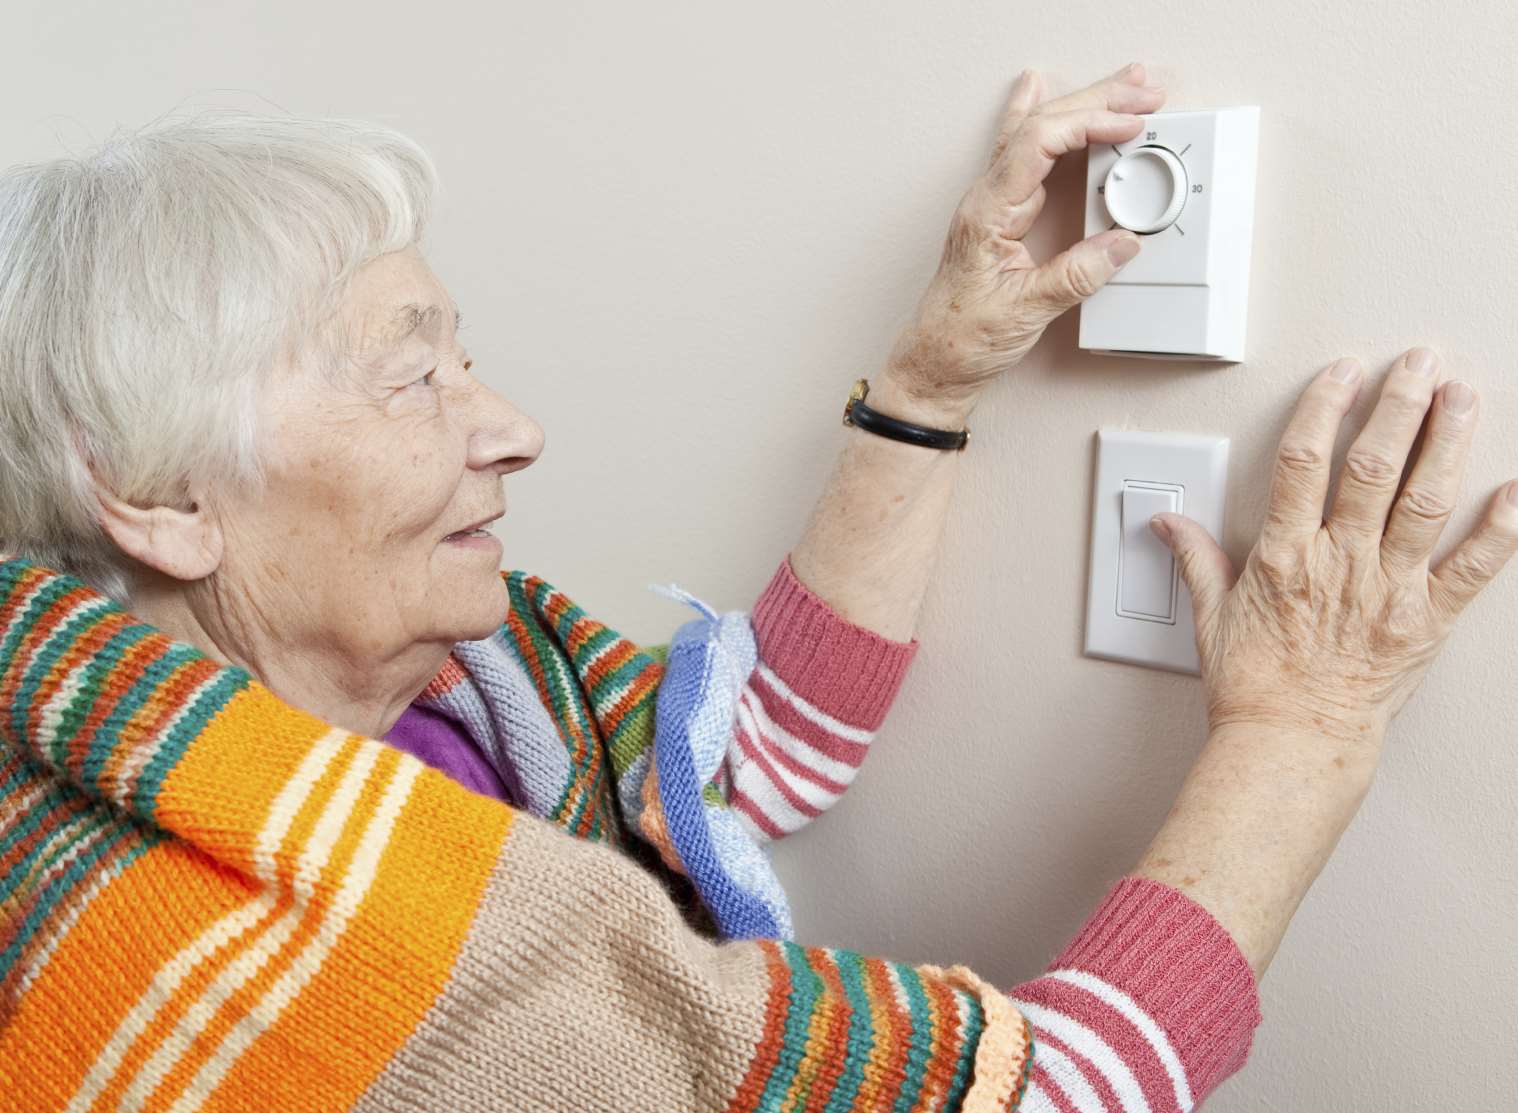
[0,107,439,605]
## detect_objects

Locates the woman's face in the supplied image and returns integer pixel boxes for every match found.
[214,244,544,660]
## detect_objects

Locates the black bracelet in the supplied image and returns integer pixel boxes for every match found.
[841,378,969,451]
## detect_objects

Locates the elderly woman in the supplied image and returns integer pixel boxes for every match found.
[0,63,1513,1112]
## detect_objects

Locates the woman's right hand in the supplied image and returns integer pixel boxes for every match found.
[1152,347,1518,753]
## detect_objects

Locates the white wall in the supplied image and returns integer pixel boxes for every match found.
[5,1,1515,1107]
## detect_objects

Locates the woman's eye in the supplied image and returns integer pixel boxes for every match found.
[414,366,439,389]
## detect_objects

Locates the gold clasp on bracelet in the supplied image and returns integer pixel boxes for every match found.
[842,378,870,426]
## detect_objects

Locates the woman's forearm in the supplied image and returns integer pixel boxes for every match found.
[1130,722,1381,981]
[787,368,971,643]
[787,65,1162,642]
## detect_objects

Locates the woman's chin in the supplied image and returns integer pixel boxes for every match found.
[442,569,511,644]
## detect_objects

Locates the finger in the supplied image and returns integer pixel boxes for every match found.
[988,69,1044,169]
[992,108,1145,206]
[1428,481,1518,619]
[1380,379,1479,574]
[1019,229,1141,320]
[1034,62,1166,119]
[1150,512,1237,640]
[1260,358,1364,545]
[1327,347,1442,546]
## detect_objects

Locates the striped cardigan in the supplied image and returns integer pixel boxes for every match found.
[0,555,1261,1110]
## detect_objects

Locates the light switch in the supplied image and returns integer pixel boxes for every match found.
[1118,483,1181,622]
[1078,107,1260,362]
[1085,429,1229,674]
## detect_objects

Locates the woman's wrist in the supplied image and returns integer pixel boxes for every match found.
[1132,719,1379,980]
[868,365,978,433]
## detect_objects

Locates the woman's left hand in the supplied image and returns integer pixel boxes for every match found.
[881,63,1166,424]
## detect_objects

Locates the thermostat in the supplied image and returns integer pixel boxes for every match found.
[1078,107,1260,362]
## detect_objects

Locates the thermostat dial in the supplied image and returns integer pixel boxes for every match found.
[1103,145,1187,234]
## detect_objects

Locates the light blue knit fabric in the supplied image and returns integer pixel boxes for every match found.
[414,580,794,939]
[648,585,791,939]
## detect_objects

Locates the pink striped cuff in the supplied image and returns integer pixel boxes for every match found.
[1013,876,1262,1108]
[750,555,918,730]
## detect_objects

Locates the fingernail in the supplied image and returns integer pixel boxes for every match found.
[1149,515,1172,543]
[1507,481,1518,508]
[1407,348,1438,377]
[1107,233,1141,266]
[1328,358,1361,384]
[1442,380,1476,416]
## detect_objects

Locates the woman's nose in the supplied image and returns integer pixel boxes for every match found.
[467,385,545,475]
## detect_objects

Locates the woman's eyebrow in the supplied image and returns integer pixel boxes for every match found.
[381,303,463,349]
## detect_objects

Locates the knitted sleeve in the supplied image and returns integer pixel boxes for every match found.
[1006,877,1263,1111]
[719,555,917,842]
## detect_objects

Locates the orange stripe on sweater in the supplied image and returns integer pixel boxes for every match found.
[135,741,387,1111]
[720,940,793,1113]
[858,956,910,1107]
[203,758,515,1111]
[80,732,364,1110]
[0,817,141,1029]
[911,974,961,1111]
[154,685,337,877]
[598,663,661,742]
[0,838,263,1110]
[85,884,295,1113]
[795,948,853,1111]
[779,946,837,1109]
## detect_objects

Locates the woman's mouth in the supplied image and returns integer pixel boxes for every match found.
[443,527,502,552]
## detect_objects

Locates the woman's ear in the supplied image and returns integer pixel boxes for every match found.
[88,468,224,583]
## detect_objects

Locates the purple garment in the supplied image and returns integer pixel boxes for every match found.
[384,703,520,804]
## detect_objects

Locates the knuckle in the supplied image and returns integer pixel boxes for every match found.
[1491,497,1518,536]
[942,208,987,267]
[1342,448,1403,488]
[1395,484,1454,526]
[1029,113,1070,156]
[1439,548,1491,596]
[1275,440,1326,475]
[1380,384,1432,417]
[1251,539,1301,581]
[1064,257,1102,300]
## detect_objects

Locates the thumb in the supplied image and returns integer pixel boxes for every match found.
[1149,512,1235,637]
[1023,230,1141,323]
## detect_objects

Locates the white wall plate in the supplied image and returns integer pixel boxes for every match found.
[1084,428,1229,674]
[1078,107,1261,362]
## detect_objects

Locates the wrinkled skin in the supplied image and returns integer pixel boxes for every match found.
[883,64,1160,419]
[1154,350,1518,750]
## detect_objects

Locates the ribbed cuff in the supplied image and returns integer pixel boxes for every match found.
[749,555,918,730]
[1048,875,1263,1100]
